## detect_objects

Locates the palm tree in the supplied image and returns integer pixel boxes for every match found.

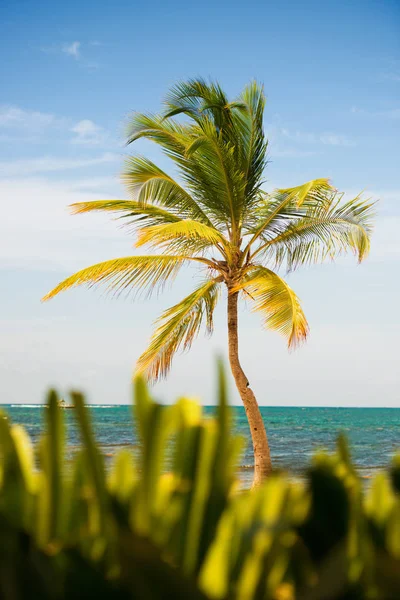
[43,80,375,485]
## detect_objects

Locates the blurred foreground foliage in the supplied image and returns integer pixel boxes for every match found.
[1,365,400,600]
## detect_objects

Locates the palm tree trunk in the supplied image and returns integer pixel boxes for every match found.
[227,289,272,485]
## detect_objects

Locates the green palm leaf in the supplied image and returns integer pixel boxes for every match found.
[135,220,228,254]
[121,156,213,226]
[163,78,230,126]
[70,199,182,228]
[126,82,270,235]
[235,81,268,211]
[243,179,335,253]
[42,255,188,301]
[251,193,375,270]
[126,113,189,149]
[137,279,221,381]
[276,178,334,207]
[232,266,309,348]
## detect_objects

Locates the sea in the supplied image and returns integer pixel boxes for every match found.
[2,405,399,486]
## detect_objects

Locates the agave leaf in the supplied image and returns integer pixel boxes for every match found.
[182,420,218,575]
[0,416,30,528]
[71,392,109,536]
[365,473,395,529]
[132,379,178,536]
[108,449,137,506]
[199,509,236,598]
[46,390,65,540]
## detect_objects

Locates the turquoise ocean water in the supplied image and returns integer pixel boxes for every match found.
[3,405,399,485]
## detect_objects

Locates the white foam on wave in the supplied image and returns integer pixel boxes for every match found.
[10,404,45,408]
[8,404,125,409]
[88,405,126,408]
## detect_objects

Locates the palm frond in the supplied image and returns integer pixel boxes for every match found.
[184,136,209,158]
[169,80,269,226]
[234,81,268,211]
[136,279,221,381]
[70,200,181,228]
[42,255,188,302]
[232,266,309,348]
[254,194,375,270]
[172,115,242,232]
[276,178,334,207]
[135,220,228,254]
[125,113,189,149]
[121,156,213,226]
[163,78,230,127]
[124,81,271,235]
[244,179,339,256]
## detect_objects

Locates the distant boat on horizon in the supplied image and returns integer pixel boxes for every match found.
[58,398,74,409]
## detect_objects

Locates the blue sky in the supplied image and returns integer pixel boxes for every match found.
[1,0,399,406]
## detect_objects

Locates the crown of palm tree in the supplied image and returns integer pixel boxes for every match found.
[43,79,375,381]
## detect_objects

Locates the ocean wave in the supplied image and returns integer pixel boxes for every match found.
[88,405,126,408]
[8,404,126,409]
[10,404,45,408]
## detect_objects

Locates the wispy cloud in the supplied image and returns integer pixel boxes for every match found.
[266,124,355,158]
[319,133,355,146]
[381,72,400,83]
[62,41,81,59]
[378,59,400,83]
[0,105,63,130]
[351,106,400,119]
[271,147,316,158]
[337,188,400,261]
[280,128,355,147]
[0,153,118,177]
[369,215,400,261]
[41,41,100,70]
[0,105,109,146]
[0,176,126,272]
[71,119,105,145]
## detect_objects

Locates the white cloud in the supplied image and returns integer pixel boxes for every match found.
[338,188,400,262]
[266,125,355,157]
[62,41,81,59]
[280,128,355,147]
[319,133,354,146]
[0,105,63,130]
[0,105,109,146]
[71,119,105,145]
[376,58,400,83]
[0,153,118,177]
[382,72,400,82]
[65,176,119,191]
[271,147,316,158]
[0,176,128,271]
[351,106,400,119]
[42,41,101,70]
[369,216,400,261]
